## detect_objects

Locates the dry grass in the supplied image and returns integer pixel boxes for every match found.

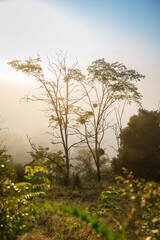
[18,181,146,240]
[18,182,114,240]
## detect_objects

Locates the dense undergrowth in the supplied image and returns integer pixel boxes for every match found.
[0,148,50,240]
[1,148,160,240]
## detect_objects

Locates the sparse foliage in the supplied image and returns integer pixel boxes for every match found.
[74,148,110,181]
[9,52,85,184]
[74,148,96,181]
[116,168,160,239]
[28,140,66,183]
[77,59,144,181]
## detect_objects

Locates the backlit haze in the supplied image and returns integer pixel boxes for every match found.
[0,0,160,163]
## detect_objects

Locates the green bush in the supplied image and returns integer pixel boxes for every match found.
[64,217,81,231]
[28,146,66,184]
[0,148,50,240]
[87,186,122,220]
[99,187,122,215]
[116,168,160,239]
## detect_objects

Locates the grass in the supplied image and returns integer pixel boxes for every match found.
[18,181,159,240]
[19,183,105,240]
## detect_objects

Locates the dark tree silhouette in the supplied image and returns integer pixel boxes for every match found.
[112,109,160,182]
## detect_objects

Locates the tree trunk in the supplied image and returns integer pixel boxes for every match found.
[64,149,70,185]
[64,79,70,185]
[96,160,101,182]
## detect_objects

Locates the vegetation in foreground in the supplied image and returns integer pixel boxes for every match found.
[1,148,160,240]
[20,174,160,240]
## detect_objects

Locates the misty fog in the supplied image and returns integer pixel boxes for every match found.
[0,66,139,166]
[0,0,159,166]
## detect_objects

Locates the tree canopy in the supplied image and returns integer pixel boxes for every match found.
[76,59,144,181]
[112,109,160,182]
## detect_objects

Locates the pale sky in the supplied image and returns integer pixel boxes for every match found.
[0,0,160,160]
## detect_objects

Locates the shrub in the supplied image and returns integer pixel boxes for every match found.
[99,187,122,215]
[64,217,81,231]
[28,146,66,184]
[116,168,160,239]
[0,148,50,240]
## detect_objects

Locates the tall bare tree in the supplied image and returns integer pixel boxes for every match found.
[77,59,144,182]
[9,52,85,183]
